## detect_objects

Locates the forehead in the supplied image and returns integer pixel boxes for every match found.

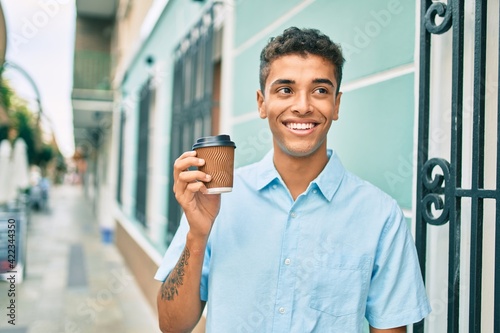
[266,54,336,84]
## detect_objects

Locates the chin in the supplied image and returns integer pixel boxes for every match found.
[275,138,326,158]
[282,146,318,158]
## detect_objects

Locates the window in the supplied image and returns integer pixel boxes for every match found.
[116,108,125,205]
[166,5,222,245]
[135,80,151,226]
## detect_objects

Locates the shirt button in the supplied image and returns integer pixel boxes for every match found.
[272,184,277,189]
[284,258,291,265]
[290,212,297,218]
[312,189,318,194]
[278,307,285,314]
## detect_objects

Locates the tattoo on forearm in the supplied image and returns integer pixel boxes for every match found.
[161,247,190,301]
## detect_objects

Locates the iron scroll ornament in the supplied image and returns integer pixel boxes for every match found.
[424,0,453,35]
[422,158,451,225]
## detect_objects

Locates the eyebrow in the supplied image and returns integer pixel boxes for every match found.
[270,78,335,88]
[312,78,335,87]
[270,79,295,86]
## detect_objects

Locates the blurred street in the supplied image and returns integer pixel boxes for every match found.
[0,184,160,333]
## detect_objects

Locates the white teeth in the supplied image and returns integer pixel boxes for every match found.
[286,123,315,130]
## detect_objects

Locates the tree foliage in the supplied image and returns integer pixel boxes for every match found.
[0,70,59,169]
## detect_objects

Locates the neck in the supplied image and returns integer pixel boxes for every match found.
[273,147,329,200]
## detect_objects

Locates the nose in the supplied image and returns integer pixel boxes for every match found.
[291,92,312,114]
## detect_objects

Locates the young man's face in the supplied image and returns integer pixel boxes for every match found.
[257,53,342,159]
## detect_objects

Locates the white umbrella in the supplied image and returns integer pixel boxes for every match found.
[0,139,13,204]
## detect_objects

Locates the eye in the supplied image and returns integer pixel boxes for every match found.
[314,87,329,94]
[278,87,292,94]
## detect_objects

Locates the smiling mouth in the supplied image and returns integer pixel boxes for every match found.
[285,122,317,130]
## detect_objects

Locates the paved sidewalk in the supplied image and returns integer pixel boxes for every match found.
[0,185,160,333]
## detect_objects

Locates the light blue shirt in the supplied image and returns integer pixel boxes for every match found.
[155,150,431,332]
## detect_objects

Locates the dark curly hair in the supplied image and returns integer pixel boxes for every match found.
[259,27,345,94]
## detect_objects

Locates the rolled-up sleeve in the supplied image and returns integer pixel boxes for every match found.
[365,203,432,328]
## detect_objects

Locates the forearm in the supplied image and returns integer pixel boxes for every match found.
[157,233,208,333]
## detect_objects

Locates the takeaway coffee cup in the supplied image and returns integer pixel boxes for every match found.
[192,135,236,194]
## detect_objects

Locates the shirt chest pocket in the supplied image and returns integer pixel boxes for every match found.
[309,255,372,317]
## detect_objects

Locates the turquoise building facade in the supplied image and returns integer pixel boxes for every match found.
[111,1,419,329]
[115,0,416,254]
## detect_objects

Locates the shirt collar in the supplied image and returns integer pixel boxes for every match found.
[312,149,345,202]
[254,149,345,202]
[255,150,280,190]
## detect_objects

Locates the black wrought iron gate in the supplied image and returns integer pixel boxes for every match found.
[415,0,499,332]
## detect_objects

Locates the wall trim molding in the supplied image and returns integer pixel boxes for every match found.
[233,0,317,57]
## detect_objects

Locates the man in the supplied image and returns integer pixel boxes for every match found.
[155,27,431,333]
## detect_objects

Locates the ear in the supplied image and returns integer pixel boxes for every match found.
[256,90,267,119]
[332,91,342,121]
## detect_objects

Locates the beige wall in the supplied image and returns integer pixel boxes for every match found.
[111,0,154,84]
[116,221,161,309]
